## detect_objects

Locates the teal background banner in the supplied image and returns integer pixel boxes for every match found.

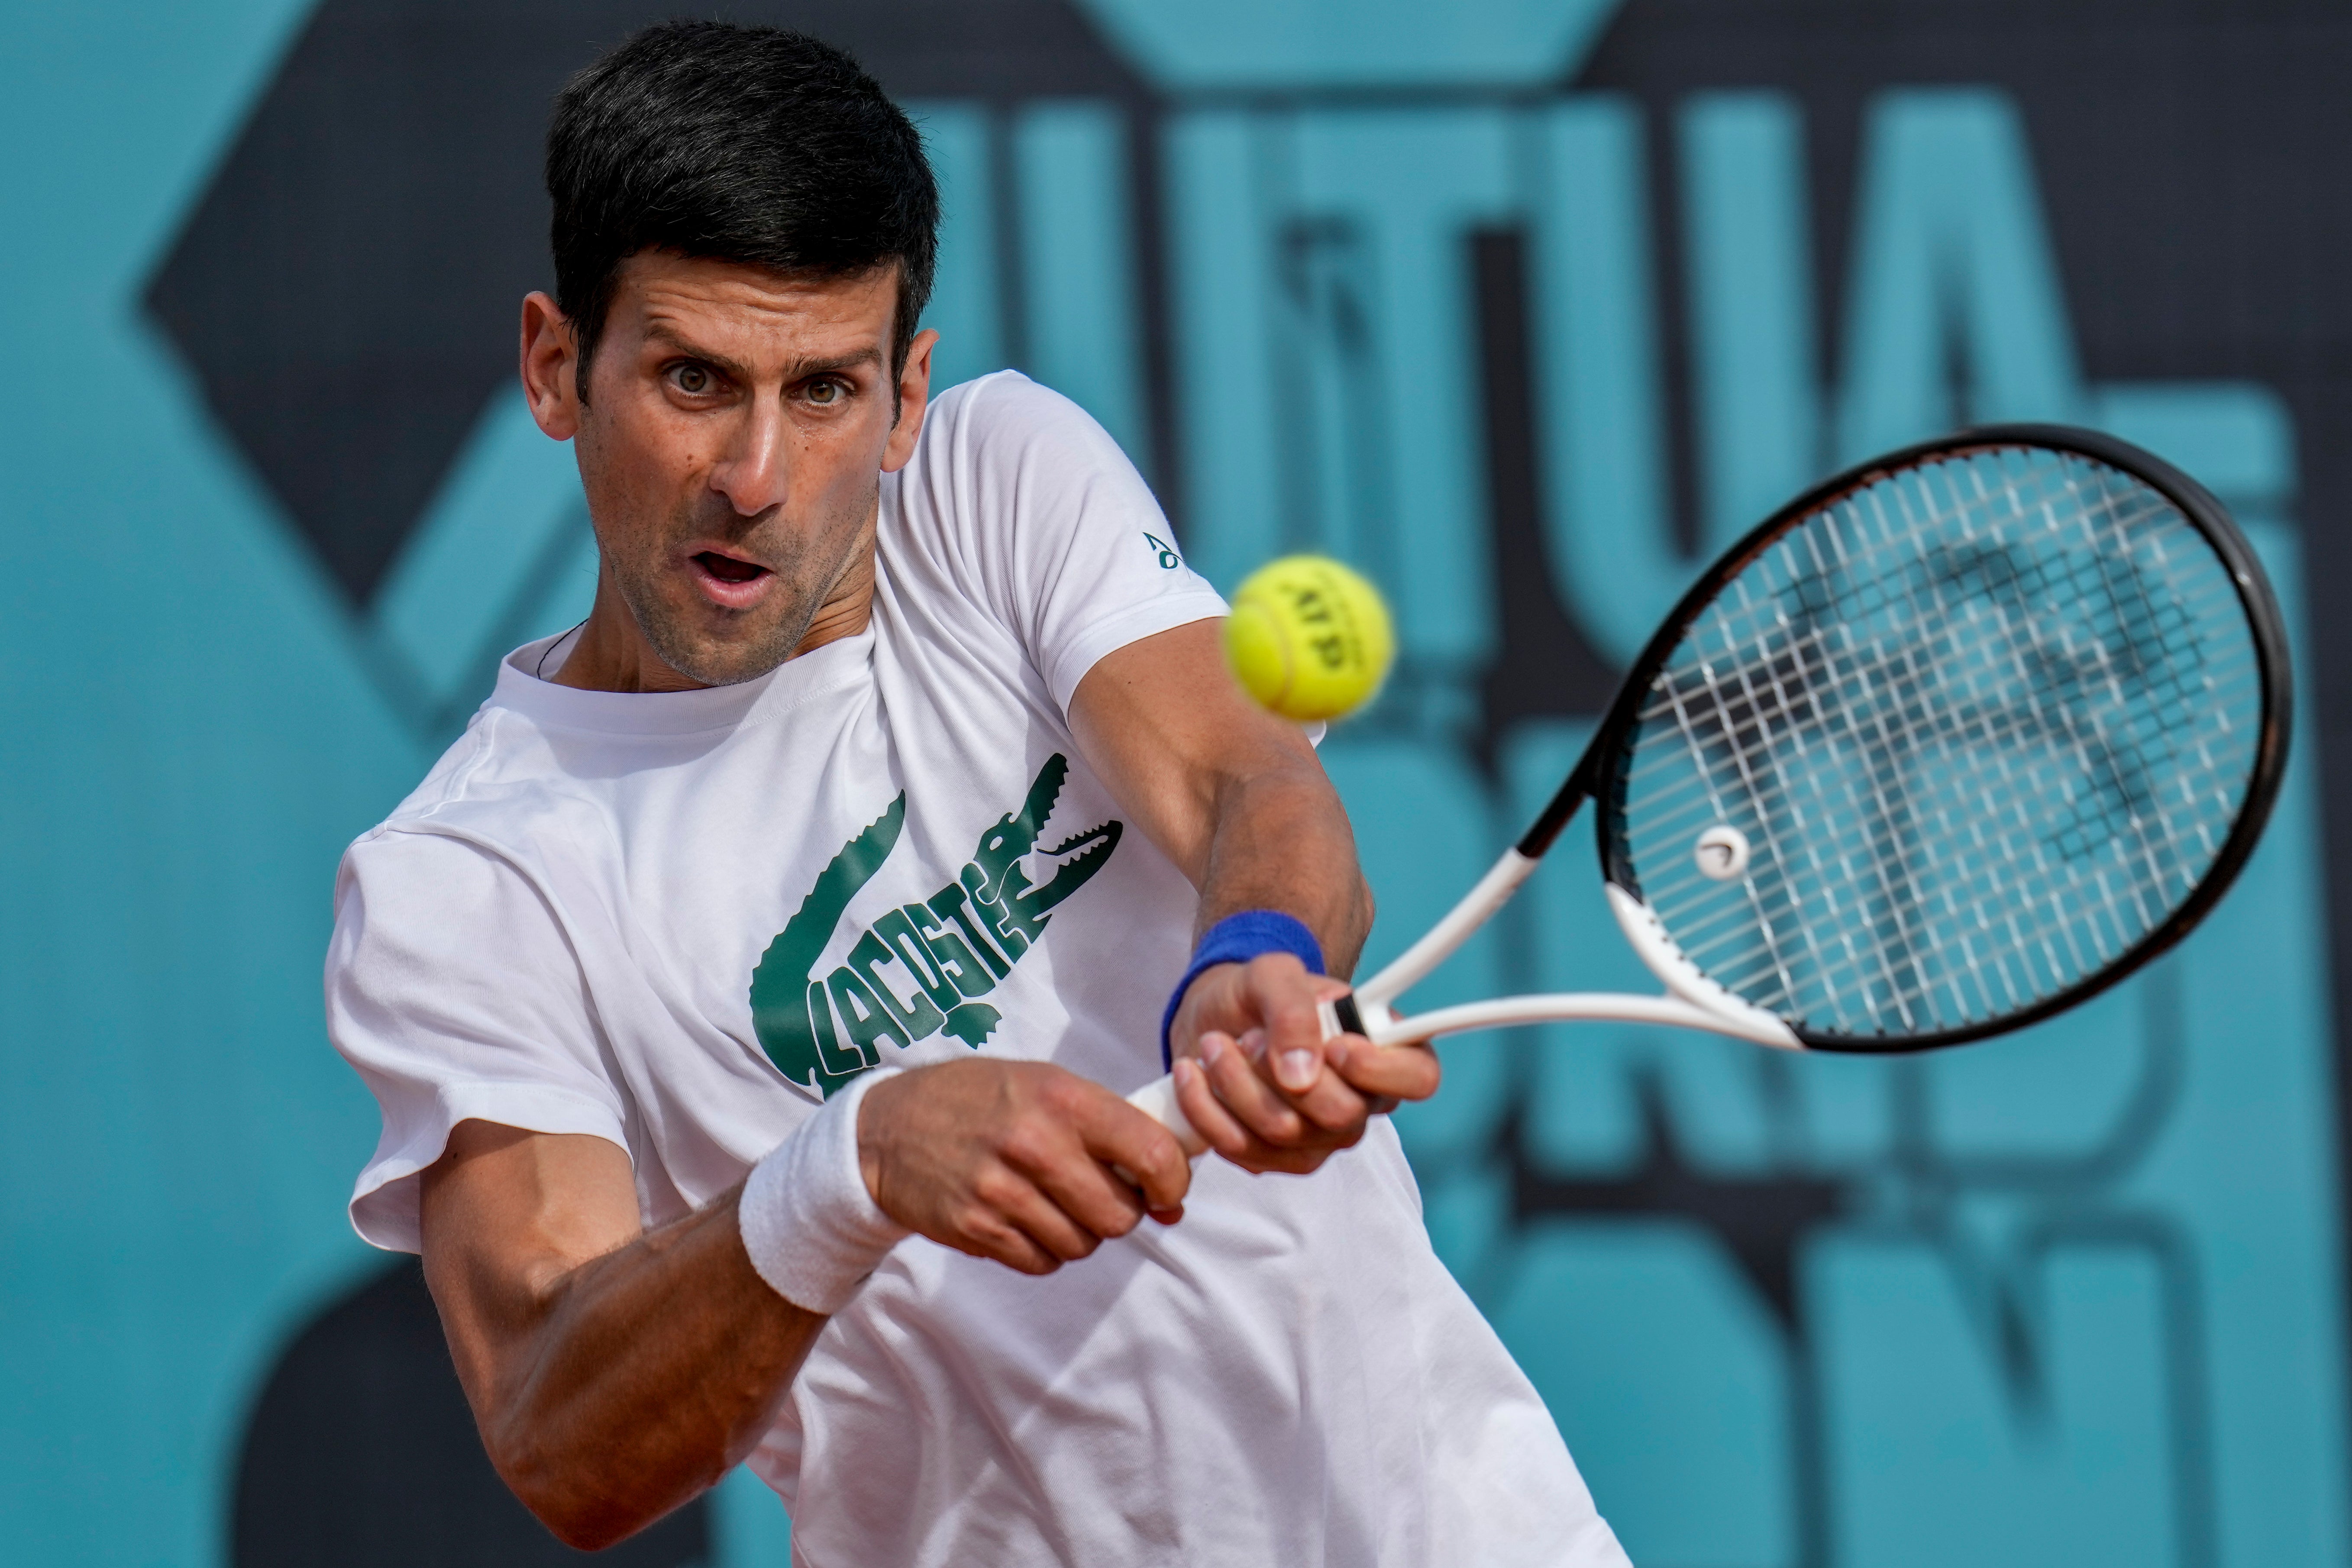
[4,3,2350,1564]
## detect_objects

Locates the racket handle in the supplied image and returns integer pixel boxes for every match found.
[1124,1073,1208,1159]
[1125,995,1371,1160]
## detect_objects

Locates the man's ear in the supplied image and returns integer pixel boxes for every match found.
[520,291,582,440]
[882,328,940,474]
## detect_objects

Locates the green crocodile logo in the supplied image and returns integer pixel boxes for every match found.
[748,754,1123,1099]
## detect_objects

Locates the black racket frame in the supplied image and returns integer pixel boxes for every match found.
[1507,423,2294,1054]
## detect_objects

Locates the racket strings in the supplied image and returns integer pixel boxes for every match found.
[1749,465,2241,1025]
[1611,446,2265,1039]
[1768,463,2239,1029]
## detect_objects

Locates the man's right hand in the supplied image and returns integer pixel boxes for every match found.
[859,1059,1193,1275]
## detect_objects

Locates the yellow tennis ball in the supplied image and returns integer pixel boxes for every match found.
[1223,556,1395,723]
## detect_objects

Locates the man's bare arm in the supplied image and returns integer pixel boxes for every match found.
[1069,618,1440,1174]
[420,1121,819,1550]
[420,1067,1189,1549]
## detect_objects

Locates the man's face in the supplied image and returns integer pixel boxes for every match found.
[567,252,921,686]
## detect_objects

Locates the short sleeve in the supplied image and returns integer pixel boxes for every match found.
[923,373,1229,713]
[326,827,629,1253]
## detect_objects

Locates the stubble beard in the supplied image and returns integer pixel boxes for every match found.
[607,485,877,688]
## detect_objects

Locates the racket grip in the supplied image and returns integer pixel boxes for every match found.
[1124,1073,1209,1159]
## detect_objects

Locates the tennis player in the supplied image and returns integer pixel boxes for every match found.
[327,21,1627,1565]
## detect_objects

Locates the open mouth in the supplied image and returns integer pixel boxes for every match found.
[693,550,769,586]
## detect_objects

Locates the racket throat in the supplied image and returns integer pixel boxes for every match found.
[1355,848,1540,1008]
[1604,883,1803,1051]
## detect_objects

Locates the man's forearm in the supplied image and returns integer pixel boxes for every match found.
[1193,761,1373,978]
[422,1125,827,1552]
[426,1069,1192,1550]
[472,1190,820,1546]
[1066,620,1372,978]
[1066,616,1425,1169]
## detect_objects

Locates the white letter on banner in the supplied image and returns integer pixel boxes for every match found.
[1531,97,1685,668]
[906,102,1004,394]
[1680,91,1822,550]
[1015,102,1149,466]
[1168,109,1282,593]
[1836,88,2082,463]
[1287,107,1514,676]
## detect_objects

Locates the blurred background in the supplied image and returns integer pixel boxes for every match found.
[4,0,2349,1563]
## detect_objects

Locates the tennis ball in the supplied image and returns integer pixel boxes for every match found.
[1223,555,1395,723]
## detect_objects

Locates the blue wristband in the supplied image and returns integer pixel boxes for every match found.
[1160,911,1326,1070]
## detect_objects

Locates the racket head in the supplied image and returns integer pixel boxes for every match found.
[1586,424,2291,1053]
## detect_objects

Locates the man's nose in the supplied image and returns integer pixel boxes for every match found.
[708,394,794,517]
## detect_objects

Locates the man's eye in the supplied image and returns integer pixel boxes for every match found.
[673,364,713,395]
[806,378,843,406]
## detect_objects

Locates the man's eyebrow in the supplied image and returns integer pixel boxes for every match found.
[779,346,885,380]
[643,323,753,382]
[642,325,884,384]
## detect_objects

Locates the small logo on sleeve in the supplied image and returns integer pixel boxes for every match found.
[1144,532,1183,569]
[748,754,1123,1099]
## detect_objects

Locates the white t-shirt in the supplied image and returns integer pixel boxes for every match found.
[327,372,1627,1568]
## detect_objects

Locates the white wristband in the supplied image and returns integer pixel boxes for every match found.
[738,1068,909,1314]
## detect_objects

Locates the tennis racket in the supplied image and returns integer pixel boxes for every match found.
[1128,424,2292,1155]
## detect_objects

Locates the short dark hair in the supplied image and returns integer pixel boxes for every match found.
[546,22,939,403]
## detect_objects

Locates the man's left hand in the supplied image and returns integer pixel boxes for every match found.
[1167,952,1441,1174]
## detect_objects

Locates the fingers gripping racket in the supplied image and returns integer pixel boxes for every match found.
[1128,425,2292,1154]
